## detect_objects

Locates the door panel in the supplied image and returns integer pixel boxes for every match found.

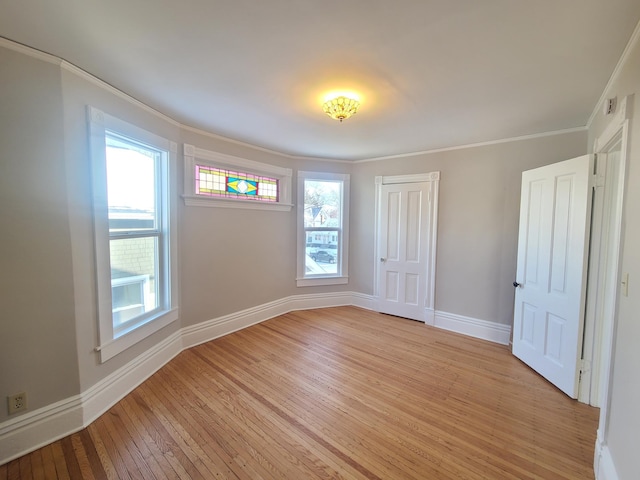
[406,191,421,262]
[513,155,593,398]
[385,272,399,301]
[405,274,419,305]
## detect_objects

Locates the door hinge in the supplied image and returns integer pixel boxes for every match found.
[579,359,591,381]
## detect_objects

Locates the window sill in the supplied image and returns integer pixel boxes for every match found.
[296,276,349,287]
[182,195,293,211]
[96,308,179,362]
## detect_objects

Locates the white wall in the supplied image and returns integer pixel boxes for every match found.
[588,27,640,480]
[178,129,353,328]
[0,46,80,423]
[350,132,587,326]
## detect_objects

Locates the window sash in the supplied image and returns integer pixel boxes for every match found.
[297,171,349,286]
[89,106,178,362]
[109,232,162,335]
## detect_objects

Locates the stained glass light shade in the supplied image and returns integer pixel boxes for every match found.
[195,165,278,202]
[322,96,360,122]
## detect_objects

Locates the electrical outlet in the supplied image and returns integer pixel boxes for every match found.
[8,392,27,414]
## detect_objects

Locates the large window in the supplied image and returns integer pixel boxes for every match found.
[297,172,349,286]
[89,107,178,362]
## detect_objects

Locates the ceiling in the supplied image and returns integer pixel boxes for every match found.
[2,1,639,161]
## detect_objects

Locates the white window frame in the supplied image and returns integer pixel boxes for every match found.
[88,106,179,362]
[182,144,292,211]
[297,171,350,287]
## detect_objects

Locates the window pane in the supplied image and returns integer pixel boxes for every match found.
[303,180,341,228]
[305,230,339,275]
[195,165,278,202]
[110,236,159,330]
[106,134,158,232]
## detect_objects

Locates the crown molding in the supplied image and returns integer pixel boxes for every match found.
[1,37,346,163]
[587,17,640,129]
[0,36,61,65]
[354,126,587,164]
[1,32,628,165]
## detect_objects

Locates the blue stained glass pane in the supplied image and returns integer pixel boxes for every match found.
[227,177,258,195]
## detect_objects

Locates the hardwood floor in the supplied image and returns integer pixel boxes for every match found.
[1,307,599,479]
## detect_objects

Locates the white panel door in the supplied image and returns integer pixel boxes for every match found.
[378,182,431,321]
[513,155,593,398]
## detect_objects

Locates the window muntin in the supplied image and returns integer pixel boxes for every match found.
[297,172,349,286]
[195,165,278,202]
[89,106,178,362]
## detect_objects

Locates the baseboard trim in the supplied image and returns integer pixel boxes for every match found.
[0,292,512,465]
[0,395,84,465]
[0,292,374,465]
[594,430,620,480]
[0,329,182,465]
[82,331,183,426]
[181,291,368,349]
[434,310,511,345]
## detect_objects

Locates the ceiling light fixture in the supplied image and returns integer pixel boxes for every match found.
[322,95,360,122]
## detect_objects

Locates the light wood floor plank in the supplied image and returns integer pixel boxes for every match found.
[48,442,71,480]
[2,307,599,479]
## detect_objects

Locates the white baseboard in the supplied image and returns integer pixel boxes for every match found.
[0,395,84,465]
[434,310,511,345]
[0,292,373,465]
[0,330,182,465]
[181,291,370,349]
[594,431,620,480]
[82,331,183,425]
[0,292,511,465]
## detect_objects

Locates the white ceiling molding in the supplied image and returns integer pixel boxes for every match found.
[355,126,588,164]
[587,18,640,128]
[2,5,639,161]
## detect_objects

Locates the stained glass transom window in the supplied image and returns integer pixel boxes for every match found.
[195,165,278,202]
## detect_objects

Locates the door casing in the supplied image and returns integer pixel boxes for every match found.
[374,173,439,324]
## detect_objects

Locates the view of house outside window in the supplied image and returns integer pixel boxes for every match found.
[105,134,162,333]
[303,179,342,275]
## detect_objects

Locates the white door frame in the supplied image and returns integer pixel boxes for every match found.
[374,173,440,324]
[587,96,632,472]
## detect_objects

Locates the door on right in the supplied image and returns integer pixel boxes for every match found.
[512,155,593,398]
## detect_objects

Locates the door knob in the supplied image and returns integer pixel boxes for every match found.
[380,257,387,262]
[513,281,522,288]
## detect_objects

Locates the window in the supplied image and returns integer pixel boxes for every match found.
[183,144,292,211]
[297,172,349,286]
[195,165,278,202]
[89,106,178,362]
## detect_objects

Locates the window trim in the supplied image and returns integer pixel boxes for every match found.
[183,144,293,211]
[296,171,350,287]
[88,106,179,362]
